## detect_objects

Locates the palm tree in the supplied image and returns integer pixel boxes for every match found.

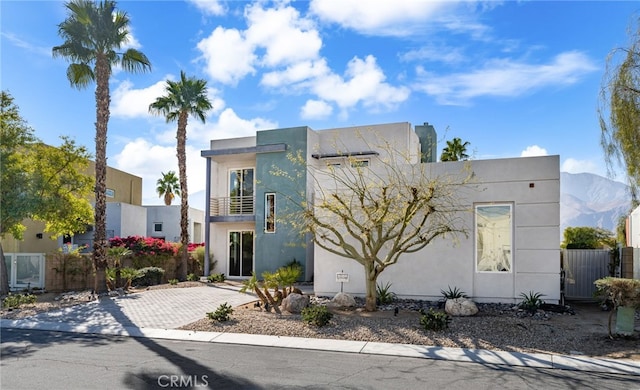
[156,171,181,205]
[53,0,151,293]
[149,71,212,280]
[440,137,470,162]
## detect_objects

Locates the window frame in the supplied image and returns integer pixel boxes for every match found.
[475,203,513,273]
[154,222,163,232]
[264,192,276,233]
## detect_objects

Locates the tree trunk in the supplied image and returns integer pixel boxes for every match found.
[364,263,378,312]
[95,267,106,295]
[177,112,189,281]
[92,54,111,294]
[0,244,10,295]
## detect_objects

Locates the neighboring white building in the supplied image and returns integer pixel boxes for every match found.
[145,205,205,243]
[627,204,640,248]
[201,121,561,304]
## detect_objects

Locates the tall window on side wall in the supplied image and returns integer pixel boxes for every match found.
[265,193,276,233]
[476,204,512,272]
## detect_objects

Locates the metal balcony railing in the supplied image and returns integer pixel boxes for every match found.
[209,196,255,216]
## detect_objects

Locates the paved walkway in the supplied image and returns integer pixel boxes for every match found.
[1,284,639,376]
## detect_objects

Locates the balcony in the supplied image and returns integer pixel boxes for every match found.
[209,196,255,219]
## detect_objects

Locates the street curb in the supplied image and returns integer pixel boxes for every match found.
[2,318,639,376]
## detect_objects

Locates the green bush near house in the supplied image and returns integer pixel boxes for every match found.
[2,293,37,309]
[301,305,333,327]
[133,267,165,286]
[419,308,451,331]
[207,302,234,322]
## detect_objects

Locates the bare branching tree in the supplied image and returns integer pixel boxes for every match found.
[272,132,473,311]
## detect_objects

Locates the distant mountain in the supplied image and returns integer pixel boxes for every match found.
[560,172,632,234]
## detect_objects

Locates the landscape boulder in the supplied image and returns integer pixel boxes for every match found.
[445,297,479,316]
[281,293,309,313]
[332,292,356,308]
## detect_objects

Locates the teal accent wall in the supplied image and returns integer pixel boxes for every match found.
[254,127,310,280]
[415,122,437,163]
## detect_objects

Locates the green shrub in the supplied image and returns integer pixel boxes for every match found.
[2,293,37,309]
[207,302,234,322]
[301,305,333,327]
[186,273,199,281]
[133,267,165,286]
[207,273,226,283]
[519,291,545,314]
[440,286,468,300]
[168,278,179,285]
[419,308,451,331]
[121,267,140,289]
[376,282,396,305]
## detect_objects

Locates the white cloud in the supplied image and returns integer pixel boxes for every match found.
[309,0,460,36]
[123,28,142,50]
[203,108,278,140]
[187,0,226,16]
[1,32,50,56]
[400,45,465,64]
[111,139,206,206]
[521,145,548,157]
[197,26,256,85]
[300,100,333,120]
[111,78,168,118]
[261,59,330,88]
[561,158,606,177]
[311,55,410,110]
[245,4,322,67]
[416,51,598,105]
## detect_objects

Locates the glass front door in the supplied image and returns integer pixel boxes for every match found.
[229,231,254,277]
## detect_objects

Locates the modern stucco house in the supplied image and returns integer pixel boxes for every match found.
[201,121,561,303]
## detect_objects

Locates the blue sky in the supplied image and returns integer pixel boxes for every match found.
[1,0,638,207]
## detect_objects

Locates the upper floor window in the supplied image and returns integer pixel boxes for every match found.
[476,204,512,273]
[154,223,163,232]
[265,193,276,233]
[350,159,369,168]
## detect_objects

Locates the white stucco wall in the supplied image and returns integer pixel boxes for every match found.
[629,205,640,248]
[104,202,147,238]
[145,205,205,243]
[313,155,560,304]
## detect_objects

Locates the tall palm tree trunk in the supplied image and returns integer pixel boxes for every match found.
[177,112,189,280]
[93,55,110,293]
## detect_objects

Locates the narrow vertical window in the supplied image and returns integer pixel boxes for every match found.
[265,193,276,233]
[476,204,512,272]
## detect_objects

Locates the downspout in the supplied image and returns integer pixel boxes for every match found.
[203,156,212,277]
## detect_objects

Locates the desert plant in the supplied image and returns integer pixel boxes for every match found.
[376,282,396,305]
[519,291,545,314]
[301,305,333,327]
[169,278,179,285]
[419,308,451,331]
[207,302,234,322]
[186,273,199,281]
[208,273,226,283]
[440,286,468,300]
[105,267,116,290]
[594,277,640,337]
[2,293,37,309]
[120,267,139,290]
[239,273,281,314]
[133,267,165,286]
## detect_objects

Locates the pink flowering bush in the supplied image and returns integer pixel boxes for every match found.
[109,235,178,257]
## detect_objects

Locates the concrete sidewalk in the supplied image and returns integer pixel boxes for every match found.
[1,284,639,376]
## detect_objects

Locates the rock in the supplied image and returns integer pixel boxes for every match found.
[445,298,479,316]
[332,292,356,308]
[281,293,309,313]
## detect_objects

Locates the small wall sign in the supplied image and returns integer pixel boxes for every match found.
[336,272,349,283]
